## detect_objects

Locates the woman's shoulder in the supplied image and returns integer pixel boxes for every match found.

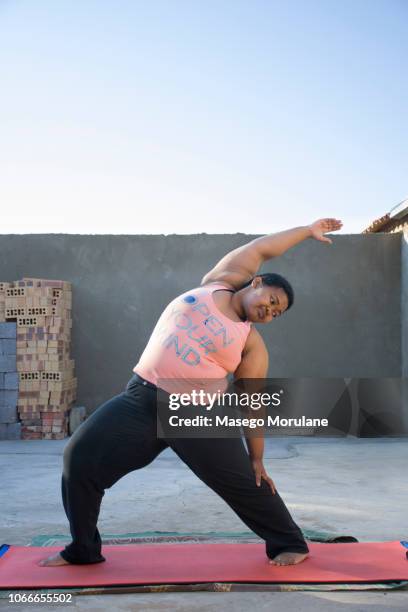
[199,280,235,292]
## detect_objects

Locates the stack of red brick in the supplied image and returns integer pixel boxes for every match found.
[2,278,77,439]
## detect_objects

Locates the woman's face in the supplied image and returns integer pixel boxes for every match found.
[242,279,289,323]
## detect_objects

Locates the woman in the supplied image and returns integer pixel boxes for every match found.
[40,218,342,568]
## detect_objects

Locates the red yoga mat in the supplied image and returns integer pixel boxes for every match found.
[1,542,407,589]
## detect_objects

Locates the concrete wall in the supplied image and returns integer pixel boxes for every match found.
[0,234,402,414]
[402,230,408,431]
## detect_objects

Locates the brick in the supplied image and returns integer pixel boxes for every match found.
[49,432,67,440]
[0,390,18,407]
[0,339,17,354]
[4,372,19,389]
[21,391,46,400]
[18,409,41,417]
[0,422,21,439]
[26,306,53,316]
[5,307,25,318]
[0,322,17,339]
[5,287,26,297]
[22,278,71,290]
[19,372,41,380]
[0,404,18,423]
[0,354,17,372]
[21,418,42,426]
[17,316,47,327]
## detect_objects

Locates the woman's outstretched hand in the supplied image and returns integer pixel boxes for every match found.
[309,218,343,244]
[251,458,277,494]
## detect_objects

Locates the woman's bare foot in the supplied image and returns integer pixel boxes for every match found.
[269,551,309,566]
[38,553,71,567]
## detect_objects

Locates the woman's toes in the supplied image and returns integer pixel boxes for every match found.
[269,552,309,566]
[38,553,70,567]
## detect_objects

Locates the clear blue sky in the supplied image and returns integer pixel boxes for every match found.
[1,0,407,234]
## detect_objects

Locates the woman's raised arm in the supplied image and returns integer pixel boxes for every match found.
[201,218,342,290]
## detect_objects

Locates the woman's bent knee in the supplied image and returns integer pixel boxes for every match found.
[63,435,99,479]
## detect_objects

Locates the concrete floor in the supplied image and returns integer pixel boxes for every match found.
[1,436,408,610]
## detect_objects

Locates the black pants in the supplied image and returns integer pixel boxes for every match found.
[60,374,309,564]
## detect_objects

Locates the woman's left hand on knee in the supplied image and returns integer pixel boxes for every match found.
[251,459,277,494]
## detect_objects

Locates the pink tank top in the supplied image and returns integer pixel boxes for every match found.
[133,283,252,392]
